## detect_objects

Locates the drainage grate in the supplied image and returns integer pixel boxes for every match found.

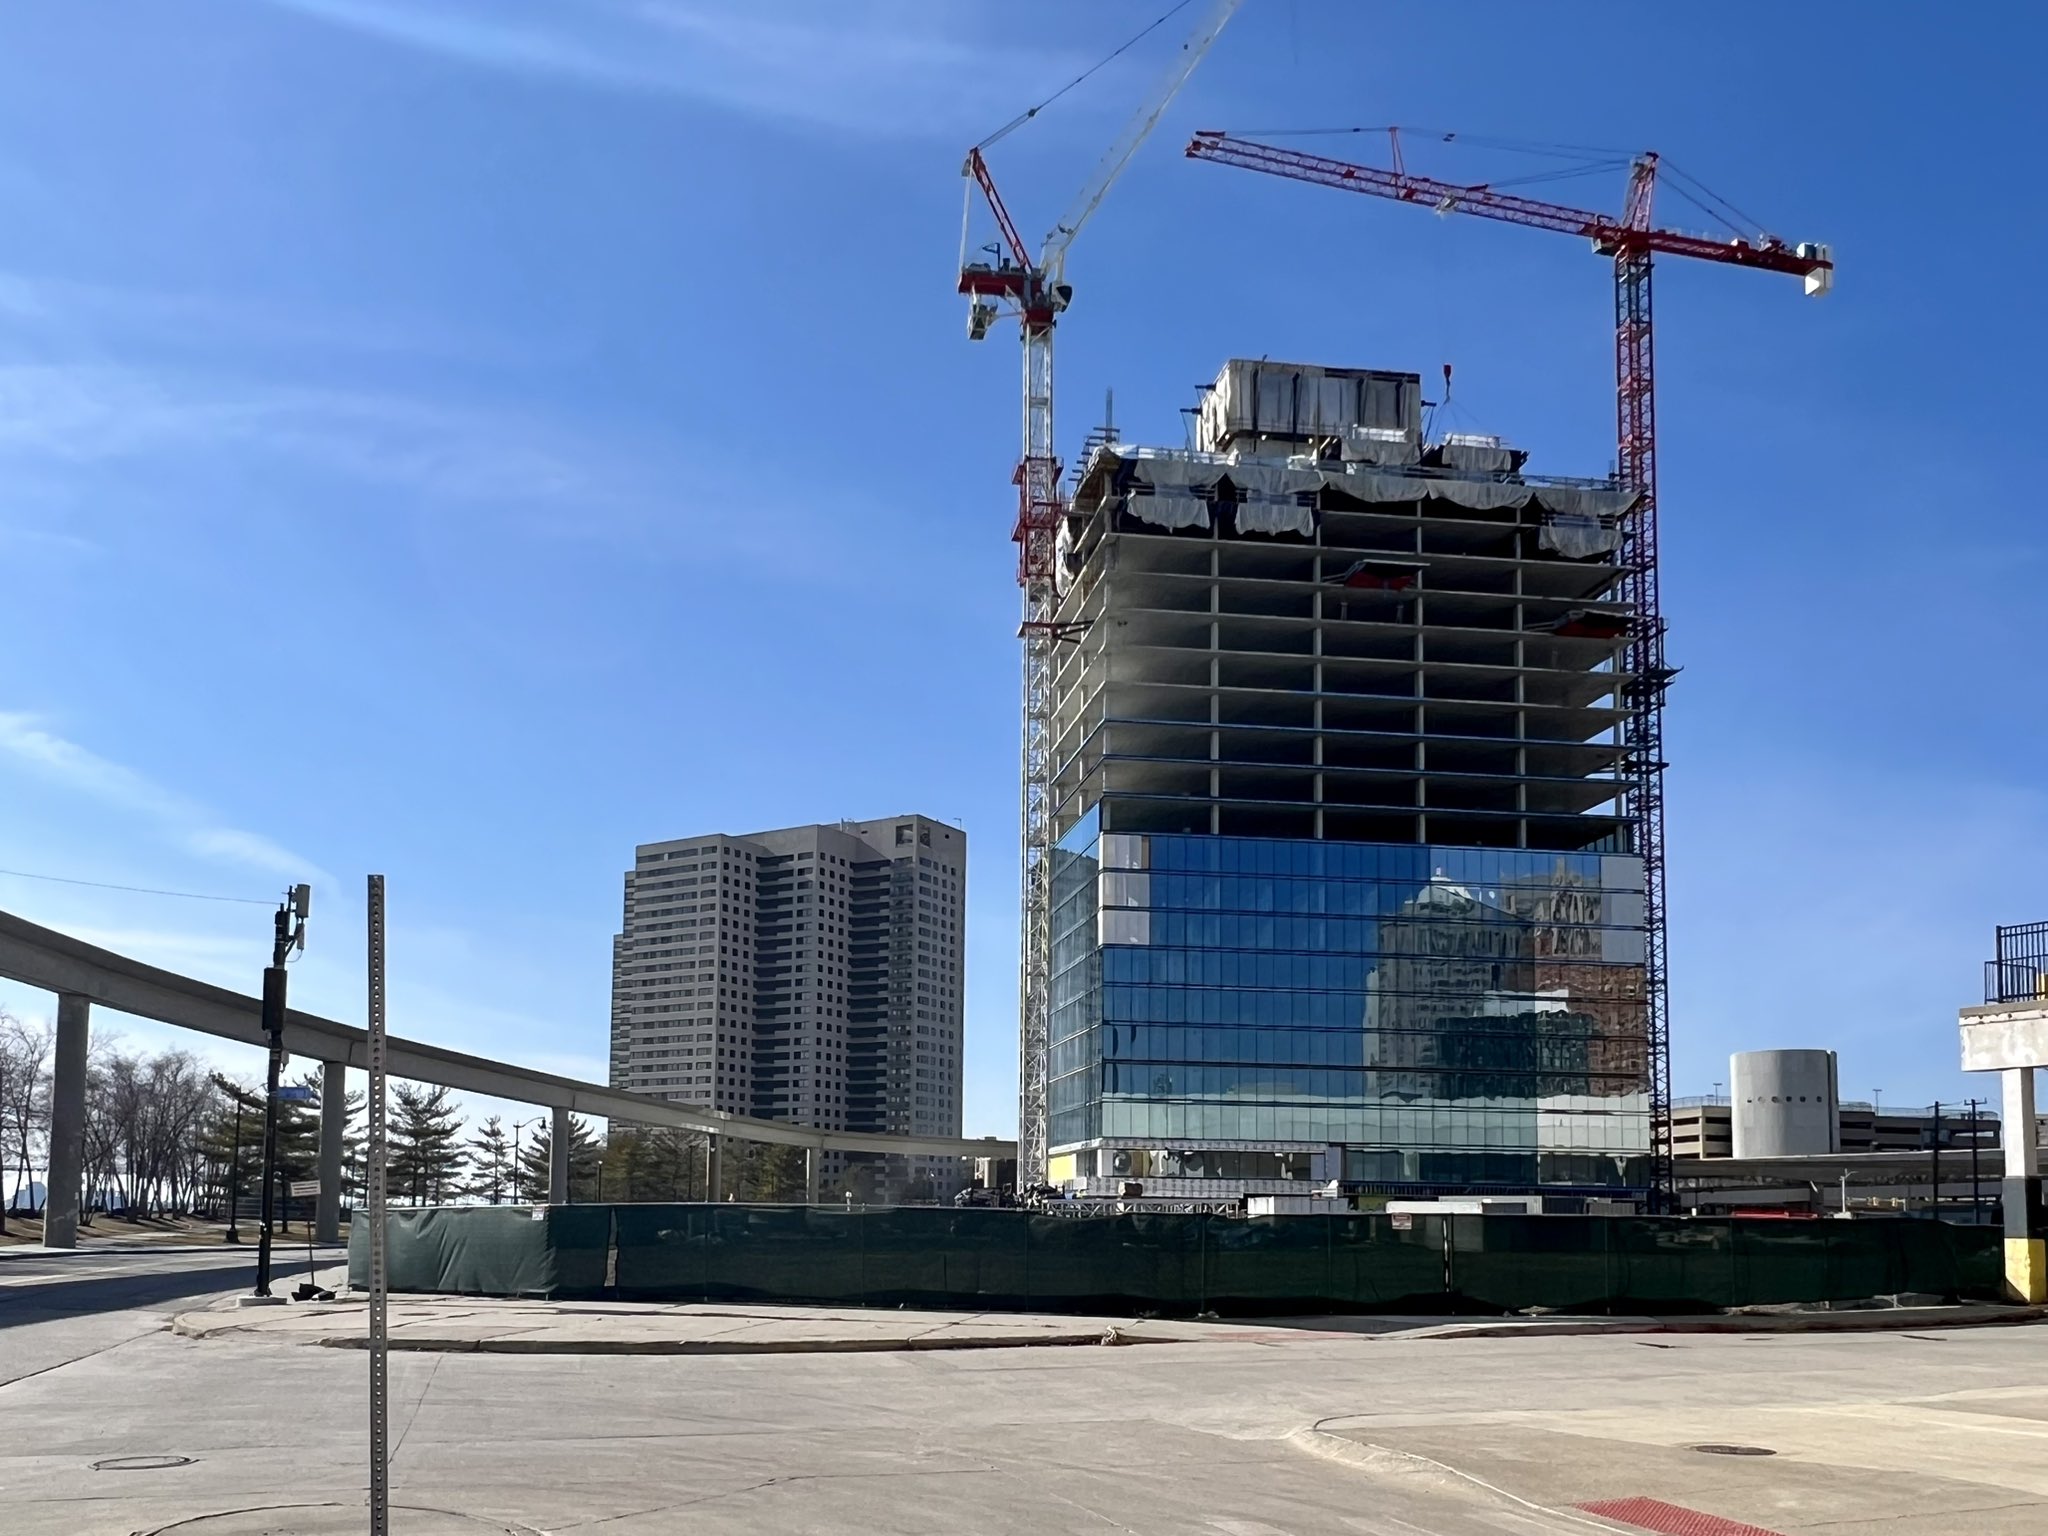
[1689,1444,1775,1457]
[93,1455,195,1472]
[1577,1497,1786,1536]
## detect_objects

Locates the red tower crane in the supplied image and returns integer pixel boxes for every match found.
[1185,130,1834,1206]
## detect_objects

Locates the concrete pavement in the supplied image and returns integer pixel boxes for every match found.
[8,1246,2048,1534]
[169,1286,2047,1355]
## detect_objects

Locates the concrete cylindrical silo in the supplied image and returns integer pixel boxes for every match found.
[1731,1049,1840,1158]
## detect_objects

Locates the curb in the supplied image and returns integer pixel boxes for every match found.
[1411,1304,2046,1341]
[172,1314,1153,1355]
[316,1331,1129,1355]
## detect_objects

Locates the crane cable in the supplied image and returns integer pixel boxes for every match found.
[974,0,1198,152]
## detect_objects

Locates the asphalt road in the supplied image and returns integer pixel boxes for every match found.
[5,1247,2048,1535]
[0,1242,324,1389]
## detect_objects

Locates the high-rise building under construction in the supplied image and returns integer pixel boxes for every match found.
[1042,359,1656,1203]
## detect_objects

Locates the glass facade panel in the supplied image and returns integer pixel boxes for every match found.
[1048,827,1652,1193]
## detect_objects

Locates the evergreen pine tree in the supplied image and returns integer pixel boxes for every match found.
[737,1141,807,1202]
[516,1115,600,1203]
[271,1070,327,1231]
[596,1130,641,1202]
[389,1083,467,1205]
[465,1116,512,1204]
[201,1075,266,1222]
[637,1127,702,1202]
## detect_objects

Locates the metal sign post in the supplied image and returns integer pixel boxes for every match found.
[366,875,390,1536]
[289,1179,321,1287]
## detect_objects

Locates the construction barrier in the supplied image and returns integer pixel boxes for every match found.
[346,1204,611,1300]
[349,1205,2003,1315]
[606,1204,1451,1312]
[1446,1214,2001,1313]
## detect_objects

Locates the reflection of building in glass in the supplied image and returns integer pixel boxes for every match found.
[1040,359,1654,1203]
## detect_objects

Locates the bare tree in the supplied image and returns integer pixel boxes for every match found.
[0,1011,56,1226]
[77,1042,215,1219]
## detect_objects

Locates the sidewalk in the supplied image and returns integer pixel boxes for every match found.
[174,1290,1272,1353]
[173,1277,2045,1355]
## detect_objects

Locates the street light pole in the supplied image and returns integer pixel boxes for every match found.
[511,1117,544,1204]
[254,885,311,1298]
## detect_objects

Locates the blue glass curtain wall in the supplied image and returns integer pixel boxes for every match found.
[1047,825,1651,1187]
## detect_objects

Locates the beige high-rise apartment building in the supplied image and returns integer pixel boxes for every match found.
[609,815,966,1197]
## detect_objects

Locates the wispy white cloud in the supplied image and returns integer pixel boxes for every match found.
[0,712,334,891]
[0,355,938,596]
[0,524,97,558]
[55,925,266,976]
[0,267,499,366]
[0,712,191,822]
[0,362,607,511]
[255,0,1088,136]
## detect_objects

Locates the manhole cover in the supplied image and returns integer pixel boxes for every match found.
[1690,1443,1775,1456]
[93,1454,195,1471]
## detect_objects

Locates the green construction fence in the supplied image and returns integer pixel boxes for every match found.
[348,1205,2004,1315]
[347,1204,611,1300]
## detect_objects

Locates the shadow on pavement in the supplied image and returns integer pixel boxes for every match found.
[0,1252,336,1328]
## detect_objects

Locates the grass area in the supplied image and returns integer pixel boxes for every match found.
[0,1214,247,1248]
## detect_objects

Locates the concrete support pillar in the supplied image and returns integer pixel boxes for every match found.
[2003,1067,2044,1302]
[42,994,89,1250]
[805,1145,820,1205]
[707,1135,721,1203]
[549,1106,571,1205]
[2003,1067,2039,1179]
[315,1060,346,1244]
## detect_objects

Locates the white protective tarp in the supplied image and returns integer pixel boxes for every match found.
[1425,478,1537,512]
[1532,486,1635,557]
[1538,513,1620,558]
[1316,466,1427,504]
[1233,500,1316,537]
[1103,450,1636,550]
[1127,492,1210,531]
[1533,486,1639,521]
[1129,458,1223,491]
[1222,459,1325,496]
[1197,360,1419,449]
[1438,439,1519,474]
[1340,426,1421,466]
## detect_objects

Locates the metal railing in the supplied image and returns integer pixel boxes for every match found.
[1986,920,2048,1004]
[1671,1096,1997,1123]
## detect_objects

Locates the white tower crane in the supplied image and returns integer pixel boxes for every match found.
[958,0,1244,1189]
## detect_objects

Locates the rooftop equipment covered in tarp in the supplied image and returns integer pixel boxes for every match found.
[1198,359,1422,455]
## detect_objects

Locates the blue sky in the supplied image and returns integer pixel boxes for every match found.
[1,1,2041,1133]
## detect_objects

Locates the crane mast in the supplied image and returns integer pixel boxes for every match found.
[1186,130,1832,1209]
[961,0,1242,1189]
